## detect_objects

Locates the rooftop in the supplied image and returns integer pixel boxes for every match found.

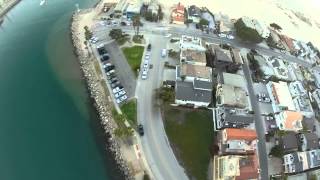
[268,81,296,111]
[193,79,213,90]
[218,72,247,90]
[231,48,243,65]
[237,154,260,180]
[181,49,207,64]
[215,47,233,63]
[188,5,201,17]
[280,132,298,152]
[216,84,249,109]
[215,107,254,129]
[180,64,211,79]
[280,111,303,130]
[175,81,212,104]
[223,128,257,141]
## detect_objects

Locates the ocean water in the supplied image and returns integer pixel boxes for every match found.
[0,0,123,180]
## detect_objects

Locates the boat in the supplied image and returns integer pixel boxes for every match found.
[40,0,46,6]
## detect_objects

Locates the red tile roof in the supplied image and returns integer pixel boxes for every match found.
[224,128,257,141]
[236,154,259,180]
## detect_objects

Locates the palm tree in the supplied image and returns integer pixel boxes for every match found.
[132,15,141,36]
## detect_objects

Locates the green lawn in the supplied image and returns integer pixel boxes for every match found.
[163,106,214,180]
[120,98,137,127]
[122,46,144,76]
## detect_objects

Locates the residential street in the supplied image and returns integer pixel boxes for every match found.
[136,35,189,180]
[242,54,269,180]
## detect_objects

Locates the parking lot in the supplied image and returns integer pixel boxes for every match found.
[253,83,274,115]
[104,41,136,98]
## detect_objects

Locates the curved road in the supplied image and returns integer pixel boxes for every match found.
[136,35,188,180]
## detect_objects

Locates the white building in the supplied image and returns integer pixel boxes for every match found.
[289,81,307,98]
[312,89,320,109]
[266,81,296,113]
[293,96,314,118]
[179,35,206,51]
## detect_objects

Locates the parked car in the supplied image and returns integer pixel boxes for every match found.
[143,61,148,68]
[161,49,166,57]
[138,124,144,136]
[110,78,118,84]
[111,81,120,88]
[106,70,115,76]
[112,86,124,94]
[141,69,148,80]
[120,95,127,101]
[147,44,151,51]
[101,54,109,61]
[107,74,116,80]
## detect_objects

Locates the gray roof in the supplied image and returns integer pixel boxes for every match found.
[215,48,233,63]
[292,152,304,173]
[302,117,315,131]
[193,79,213,90]
[215,107,254,129]
[188,5,201,17]
[175,81,212,103]
[304,133,319,150]
[307,149,320,168]
[280,132,298,152]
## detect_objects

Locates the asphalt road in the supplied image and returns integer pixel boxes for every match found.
[242,54,269,180]
[136,35,189,180]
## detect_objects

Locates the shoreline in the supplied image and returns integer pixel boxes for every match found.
[70,10,133,180]
[0,0,21,18]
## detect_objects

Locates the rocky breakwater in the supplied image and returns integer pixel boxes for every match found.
[70,12,133,180]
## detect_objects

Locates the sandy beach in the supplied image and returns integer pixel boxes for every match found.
[159,0,320,48]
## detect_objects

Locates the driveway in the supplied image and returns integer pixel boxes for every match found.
[104,41,136,99]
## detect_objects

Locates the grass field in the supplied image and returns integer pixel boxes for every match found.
[163,106,214,180]
[122,46,144,76]
[120,98,137,127]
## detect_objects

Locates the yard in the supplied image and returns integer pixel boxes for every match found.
[162,105,214,180]
[120,98,137,127]
[122,46,144,76]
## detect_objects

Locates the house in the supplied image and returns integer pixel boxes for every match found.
[216,84,249,109]
[312,89,320,110]
[180,49,207,66]
[254,55,275,78]
[175,80,212,107]
[313,70,320,89]
[176,63,212,82]
[307,149,320,169]
[275,111,303,131]
[240,16,270,38]
[302,117,316,132]
[279,35,298,54]
[187,5,201,23]
[279,132,299,153]
[298,133,320,151]
[283,151,309,173]
[171,2,185,25]
[266,56,290,80]
[201,12,216,30]
[287,63,304,82]
[179,35,206,51]
[213,154,260,180]
[218,128,257,154]
[214,106,254,130]
[266,81,296,113]
[292,96,314,118]
[217,72,247,91]
[208,45,243,72]
[289,81,307,98]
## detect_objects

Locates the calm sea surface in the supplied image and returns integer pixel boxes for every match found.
[0,0,123,179]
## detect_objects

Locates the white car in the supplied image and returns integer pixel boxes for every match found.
[218,33,227,38]
[141,69,148,80]
[112,87,123,94]
[227,35,235,40]
[165,33,172,38]
[161,49,167,57]
[143,61,148,68]
[145,54,150,60]
[118,90,126,96]
[103,63,112,68]
[116,98,122,104]
[106,70,115,76]
[120,95,127,101]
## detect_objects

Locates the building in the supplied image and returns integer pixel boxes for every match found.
[279,35,298,54]
[266,81,296,113]
[175,80,212,107]
[209,45,243,71]
[179,35,206,51]
[284,149,320,174]
[289,81,307,98]
[293,41,318,59]
[176,63,212,82]
[283,151,309,173]
[313,70,320,89]
[125,0,143,19]
[279,132,299,153]
[187,5,201,23]
[213,154,260,180]
[214,106,254,130]
[171,2,185,25]
[302,117,316,132]
[180,49,207,66]
[201,12,216,30]
[217,72,247,91]
[288,63,304,82]
[216,84,249,109]
[218,128,257,154]
[275,111,303,131]
[293,96,314,118]
[312,89,320,110]
[298,133,320,151]
[266,56,290,80]
[240,17,270,38]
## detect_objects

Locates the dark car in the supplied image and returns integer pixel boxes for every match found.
[147,44,151,51]
[107,74,116,80]
[104,65,115,72]
[101,54,110,61]
[97,47,107,55]
[138,124,144,136]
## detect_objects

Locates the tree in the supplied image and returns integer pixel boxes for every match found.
[109,29,123,40]
[143,173,151,180]
[270,23,282,31]
[269,145,284,158]
[157,5,164,21]
[132,15,141,36]
[234,18,263,43]
[199,18,209,26]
